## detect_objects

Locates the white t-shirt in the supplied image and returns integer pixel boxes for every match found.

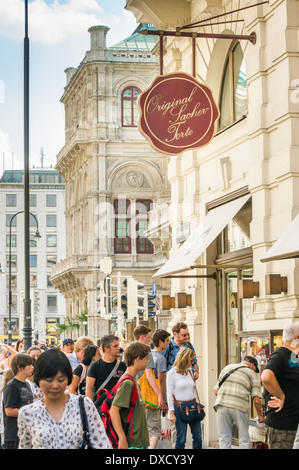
[166,367,196,411]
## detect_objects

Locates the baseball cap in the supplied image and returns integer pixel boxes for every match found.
[244,355,259,373]
[63,338,74,347]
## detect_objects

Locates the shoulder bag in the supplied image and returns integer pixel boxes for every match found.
[78,395,93,449]
[173,370,205,424]
[218,365,248,389]
[138,369,160,409]
[94,359,120,398]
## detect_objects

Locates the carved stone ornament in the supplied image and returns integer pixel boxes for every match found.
[126,170,144,187]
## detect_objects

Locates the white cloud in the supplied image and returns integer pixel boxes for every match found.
[0,0,137,45]
[0,0,104,44]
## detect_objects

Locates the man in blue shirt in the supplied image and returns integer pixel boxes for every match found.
[162,322,199,379]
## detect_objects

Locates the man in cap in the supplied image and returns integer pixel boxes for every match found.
[62,338,75,354]
[62,338,79,369]
[214,355,264,449]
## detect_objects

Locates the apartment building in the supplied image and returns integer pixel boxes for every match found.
[0,166,66,343]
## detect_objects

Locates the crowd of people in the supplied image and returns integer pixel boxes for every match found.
[0,320,299,450]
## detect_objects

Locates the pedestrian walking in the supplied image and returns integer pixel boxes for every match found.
[0,369,14,448]
[162,322,199,378]
[0,343,17,372]
[110,341,150,449]
[64,336,94,370]
[69,344,101,395]
[214,355,264,449]
[2,353,34,449]
[149,329,170,449]
[27,346,43,362]
[166,347,203,449]
[86,335,126,402]
[26,349,44,402]
[17,348,112,449]
[133,326,163,447]
[261,321,299,449]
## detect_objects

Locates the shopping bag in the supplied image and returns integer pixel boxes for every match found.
[157,414,173,449]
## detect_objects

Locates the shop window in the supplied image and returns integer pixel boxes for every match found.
[219,198,252,254]
[121,86,141,127]
[216,197,253,370]
[219,42,247,130]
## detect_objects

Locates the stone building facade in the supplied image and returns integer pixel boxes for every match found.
[126,0,299,446]
[51,25,170,340]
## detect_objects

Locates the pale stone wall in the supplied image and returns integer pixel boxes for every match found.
[126,0,299,446]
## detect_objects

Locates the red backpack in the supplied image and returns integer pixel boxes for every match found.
[96,375,138,448]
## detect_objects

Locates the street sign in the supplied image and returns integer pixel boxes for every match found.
[152,281,157,298]
[138,72,219,155]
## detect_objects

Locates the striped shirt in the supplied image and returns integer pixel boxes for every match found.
[214,363,262,413]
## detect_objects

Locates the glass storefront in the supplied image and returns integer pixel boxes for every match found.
[216,197,253,370]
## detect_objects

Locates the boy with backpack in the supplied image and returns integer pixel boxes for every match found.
[109,342,150,449]
[2,353,34,449]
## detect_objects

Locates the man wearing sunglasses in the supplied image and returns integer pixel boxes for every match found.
[162,322,199,379]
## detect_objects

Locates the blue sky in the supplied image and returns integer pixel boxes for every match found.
[0,0,137,172]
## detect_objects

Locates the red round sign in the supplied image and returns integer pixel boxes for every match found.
[138,72,219,155]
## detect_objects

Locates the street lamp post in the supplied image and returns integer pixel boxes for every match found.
[23,0,31,352]
[8,211,41,346]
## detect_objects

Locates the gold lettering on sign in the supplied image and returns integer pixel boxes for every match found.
[146,86,210,143]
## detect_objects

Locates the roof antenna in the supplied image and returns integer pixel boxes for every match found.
[40,147,44,168]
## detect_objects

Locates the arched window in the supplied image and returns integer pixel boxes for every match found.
[121,87,141,127]
[219,42,247,130]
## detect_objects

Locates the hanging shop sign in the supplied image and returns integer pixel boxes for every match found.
[138,72,219,155]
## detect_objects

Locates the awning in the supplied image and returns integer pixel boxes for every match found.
[153,193,251,279]
[260,214,299,262]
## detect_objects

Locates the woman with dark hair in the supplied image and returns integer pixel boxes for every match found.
[17,349,111,449]
[69,344,101,395]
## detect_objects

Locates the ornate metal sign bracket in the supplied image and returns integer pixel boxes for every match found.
[139,1,269,76]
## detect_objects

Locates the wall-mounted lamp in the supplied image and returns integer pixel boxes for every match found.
[238,279,260,298]
[265,274,287,295]
[162,293,192,309]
